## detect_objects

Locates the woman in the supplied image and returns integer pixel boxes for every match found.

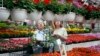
[52,21,68,54]
[52,21,68,40]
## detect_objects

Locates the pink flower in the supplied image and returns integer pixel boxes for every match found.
[73,1,83,8]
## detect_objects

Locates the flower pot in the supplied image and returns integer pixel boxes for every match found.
[28,10,42,21]
[75,15,84,22]
[66,12,76,21]
[11,9,27,21]
[63,14,68,21]
[0,7,10,21]
[43,10,54,21]
[54,14,64,21]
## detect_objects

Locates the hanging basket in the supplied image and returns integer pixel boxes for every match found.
[28,10,42,21]
[54,14,64,21]
[0,7,10,21]
[11,9,27,22]
[75,15,84,22]
[43,10,55,21]
[63,14,68,21]
[66,12,76,21]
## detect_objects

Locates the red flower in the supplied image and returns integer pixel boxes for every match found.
[86,5,95,12]
[33,0,40,4]
[44,0,51,5]
[66,0,73,3]
[95,7,100,11]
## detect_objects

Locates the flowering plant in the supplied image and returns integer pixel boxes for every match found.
[0,38,30,51]
[4,0,35,12]
[3,0,100,19]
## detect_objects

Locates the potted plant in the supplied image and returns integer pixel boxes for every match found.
[28,9,42,21]
[43,10,55,21]
[46,0,65,14]
[0,7,10,21]
[45,0,66,21]
[89,11,100,19]
[0,0,10,21]
[64,3,76,21]
[66,12,76,22]
[54,14,64,21]
[42,0,55,21]
[4,0,35,21]
[73,7,87,22]
[28,0,45,21]
[75,14,84,22]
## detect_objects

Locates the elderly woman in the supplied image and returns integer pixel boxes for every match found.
[32,20,54,56]
[33,20,46,41]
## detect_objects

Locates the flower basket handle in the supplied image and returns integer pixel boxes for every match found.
[0,0,3,9]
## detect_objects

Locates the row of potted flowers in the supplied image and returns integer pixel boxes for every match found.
[66,34,100,44]
[0,38,31,52]
[0,0,91,22]
[80,33,100,39]
[0,8,84,22]
[0,22,34,38]
[37,45,100,56]
[0,29,33,38]
[1,0,99,21]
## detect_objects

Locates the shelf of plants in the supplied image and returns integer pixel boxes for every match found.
[0,0,99,56]
[0,22,33,56]
[0,21,100,56]
[37,35,100,56]
[0,22,100,56]
[38,45,100,56]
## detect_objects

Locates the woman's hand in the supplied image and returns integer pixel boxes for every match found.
[52,34,60,38]
[52,34,66,41]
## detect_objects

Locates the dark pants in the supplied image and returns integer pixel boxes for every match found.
[32,41,54,54]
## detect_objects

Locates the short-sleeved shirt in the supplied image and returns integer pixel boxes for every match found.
[33,30,45,41]
[53,27,68,39]
[53,27,68,51]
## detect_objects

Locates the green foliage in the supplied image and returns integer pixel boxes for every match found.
[89,11,100,19]
[2,0,100,19]
[0,0,2,7]
[64,3,74,12]
[34,2,45,12]
[0,23,9,28]
[85,11,100,19]
[46,0,66,14]
[3,0,14,10]
[73,8,88,16]
[4,0,35,12]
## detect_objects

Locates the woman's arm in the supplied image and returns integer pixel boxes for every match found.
[52,34,67,41]
[52,28,68,40]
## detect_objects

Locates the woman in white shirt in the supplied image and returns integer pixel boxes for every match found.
[52,21,68,53]
[52,21,68,40]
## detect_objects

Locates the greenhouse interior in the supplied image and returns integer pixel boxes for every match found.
[0,0,100,56]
